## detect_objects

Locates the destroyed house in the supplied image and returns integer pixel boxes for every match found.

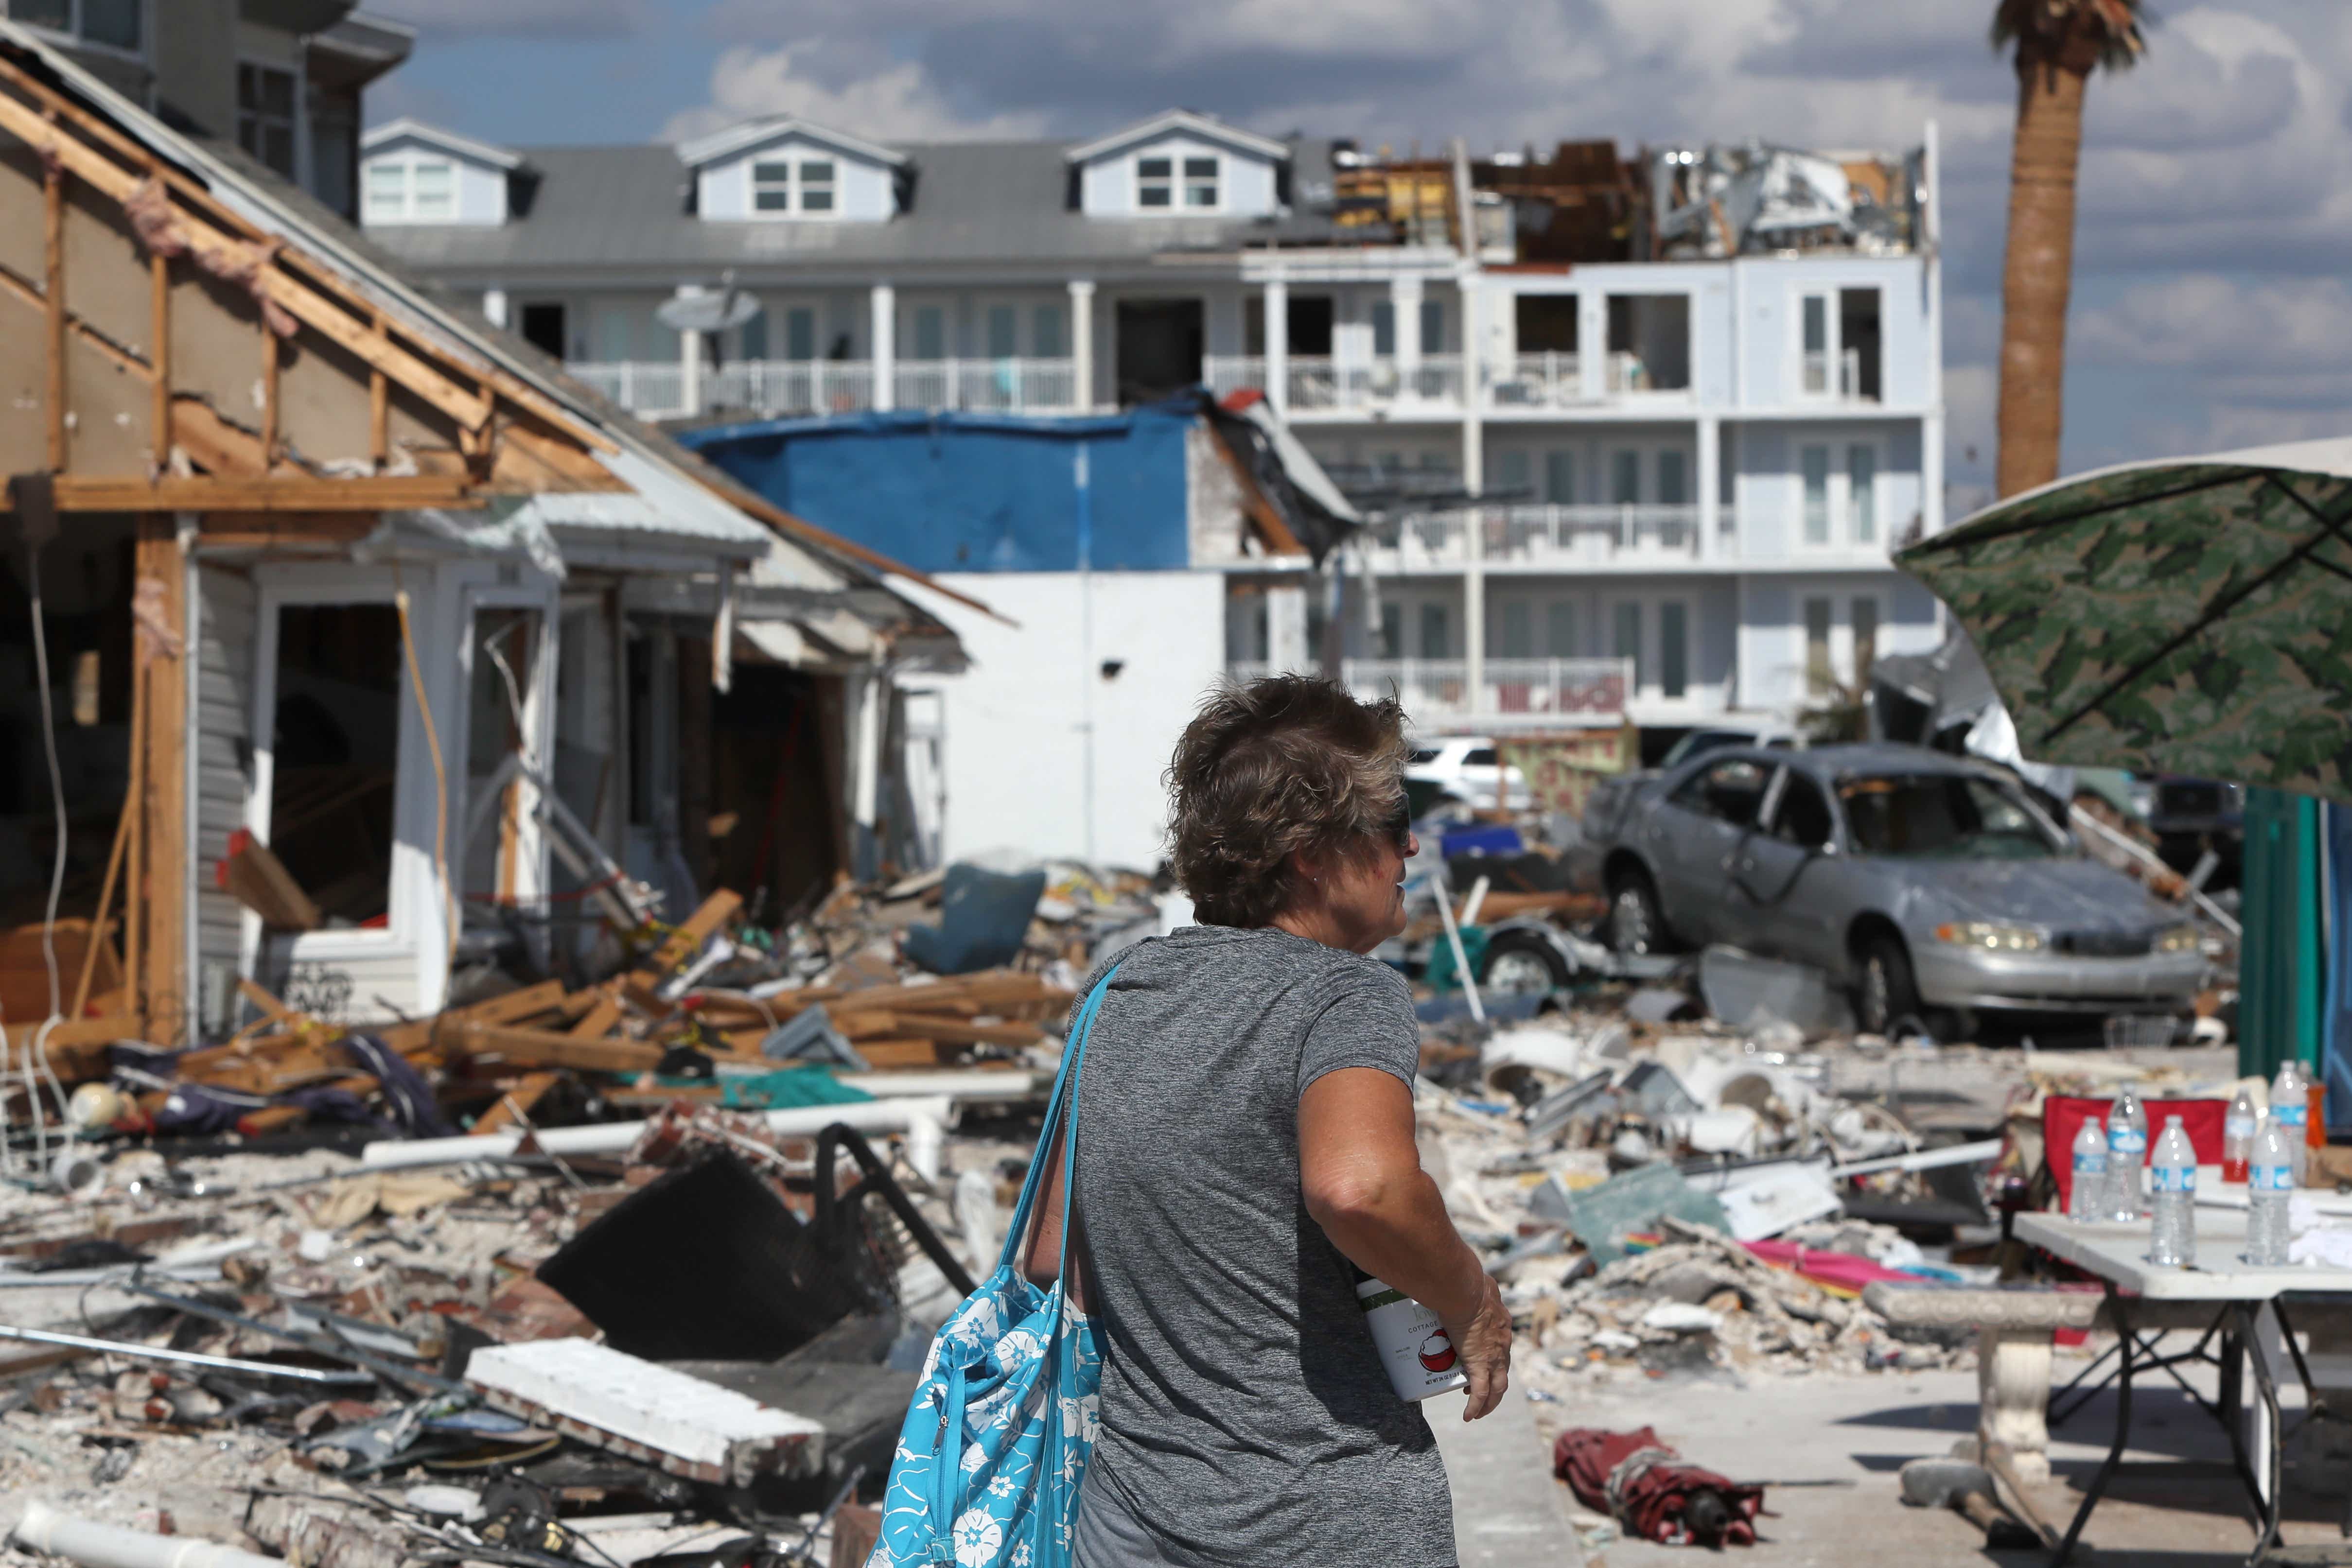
[365,107,1948,738]
[0,23,965,1053]
[681,400,1355,871]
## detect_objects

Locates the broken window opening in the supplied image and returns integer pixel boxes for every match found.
[1515,295,1580,354]
[1605,294,1689,391]
[1839,288,1882,401]
[267,603,402,928]
[462,607,543,914]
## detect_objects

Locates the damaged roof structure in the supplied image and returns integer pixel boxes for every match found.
[0,20,968,1049]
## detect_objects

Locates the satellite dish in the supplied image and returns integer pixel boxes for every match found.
[658,281,762,334]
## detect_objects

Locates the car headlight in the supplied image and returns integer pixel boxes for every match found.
[2155,924,2201,954]
[1934,921,2044,952]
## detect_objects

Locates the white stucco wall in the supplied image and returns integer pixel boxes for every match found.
[897,571,1228,871]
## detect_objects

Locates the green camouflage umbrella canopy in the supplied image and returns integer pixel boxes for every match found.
[1896,437,2352,799]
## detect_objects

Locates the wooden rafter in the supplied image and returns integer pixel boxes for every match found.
[33,475,479,512]
[42,124,64,470]
[0,85,493,431]
[0,52,614,454]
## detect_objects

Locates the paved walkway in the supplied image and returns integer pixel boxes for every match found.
[1431,1380,1583,1568]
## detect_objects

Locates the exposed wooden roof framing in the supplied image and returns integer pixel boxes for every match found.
[0,43,621,512]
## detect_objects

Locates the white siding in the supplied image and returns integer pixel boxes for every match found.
[1079,135,1279,218]
[193,567,255,1037]
[697,134,895,222]
[359,131,508,225]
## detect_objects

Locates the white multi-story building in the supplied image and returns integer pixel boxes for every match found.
[363,108,1947,736]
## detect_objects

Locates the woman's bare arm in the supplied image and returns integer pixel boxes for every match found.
[1298,1066,1510,1419]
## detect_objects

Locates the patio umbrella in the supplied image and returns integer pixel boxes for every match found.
[1896,437,2352,800]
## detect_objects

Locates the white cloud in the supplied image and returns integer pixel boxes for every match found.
[661,43,1051,144]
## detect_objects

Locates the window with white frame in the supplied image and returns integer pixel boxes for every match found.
[363,156,455,223]
[1184,156,1219,208]
[1799,293,1829,396]
[1545,450,1577,505]
[238,61,298,178]
[751,156,838,216]
[1137,156,1173,208]
[1852,595,1880,679]
[1656,450,1688,506]
[1804,596,1834,693]
[799,159,835,212]
[1847,443,1879,543]
[1660,600,1689,698]
[752,160,792,212]
[1033,305,1065,359]
[1610,450,1641,506]
[1418,602,1449,659]
[1800,445,1831,545]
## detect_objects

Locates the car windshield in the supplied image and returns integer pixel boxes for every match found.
[1839,774,2060,860]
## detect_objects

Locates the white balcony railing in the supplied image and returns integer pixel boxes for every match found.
[1365,504,1705,569]
[1490,352,1585,408]
[894,358,1076,413]
[1203,354,1266,400]
[1336,657,1633,723]
[565,357,1077,419]
[1221,658,1634,724]
[1206,354,1468,411]
[708,359,876,416]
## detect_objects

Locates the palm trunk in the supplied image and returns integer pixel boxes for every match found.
[1996,48,2089,499]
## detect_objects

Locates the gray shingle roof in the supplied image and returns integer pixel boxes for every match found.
[368,138,1344,279]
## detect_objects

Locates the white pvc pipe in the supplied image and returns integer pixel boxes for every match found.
[13,1500,284,1568]
[357,1097,953,1177]
[831,1069,1051,1104]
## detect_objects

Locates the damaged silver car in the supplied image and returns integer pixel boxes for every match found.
[1582,744,2206,1034]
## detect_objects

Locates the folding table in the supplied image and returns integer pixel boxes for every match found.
[2014,1210,2352,1567]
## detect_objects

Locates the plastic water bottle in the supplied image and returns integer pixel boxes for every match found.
[2223,1087,2259,1183]
[2271,1062,2309,1184]
[2069,1117,2109,1221]
[2148,1115,2197,1268]
[2106,1085,2148,1222]
[2247,1115,2297,1267]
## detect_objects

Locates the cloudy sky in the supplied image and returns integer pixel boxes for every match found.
[369,0,2347,513]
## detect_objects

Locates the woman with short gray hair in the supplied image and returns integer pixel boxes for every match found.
[1025,674,1510,1567]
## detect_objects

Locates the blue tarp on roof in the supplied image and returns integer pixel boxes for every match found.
[676,403,1196,574]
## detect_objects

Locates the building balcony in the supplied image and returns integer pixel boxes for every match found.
[1203,354,1468,415]
[1228,658,1634,728]
[1485,351,1691,411]
[1365,504,1713,573]
[563,357,1079,419]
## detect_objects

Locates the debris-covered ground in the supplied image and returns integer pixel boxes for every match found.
[0,824,2262,1567]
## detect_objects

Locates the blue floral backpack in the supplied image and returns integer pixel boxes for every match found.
[867,968,1119,1568]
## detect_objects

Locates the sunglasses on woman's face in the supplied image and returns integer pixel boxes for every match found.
[1384,795,1414,854]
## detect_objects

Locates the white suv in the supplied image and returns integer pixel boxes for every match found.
[1406,736,1531,813]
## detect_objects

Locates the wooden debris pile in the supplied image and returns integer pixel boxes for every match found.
[69,890,1072,1144]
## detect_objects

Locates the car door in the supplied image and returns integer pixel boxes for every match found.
[1644,755,1771,945]
[1727,768,1843,968]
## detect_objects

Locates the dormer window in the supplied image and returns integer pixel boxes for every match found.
[1184,157,1219,208]
[753,160,791,212]
[800,159,835,212]
[1137,157,1173,209]
[752,157,838,216]
[364,156,455,222]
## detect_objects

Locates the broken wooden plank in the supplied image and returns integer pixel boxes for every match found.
[473,1072,562,1136]
[568,996,622,1040]
[441,1022,663,1076]
[640,890,742,977]
[222,837,321,931]
[43,475,476,513]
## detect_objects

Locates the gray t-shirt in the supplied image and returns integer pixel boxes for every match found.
[1069,924,1455,1567]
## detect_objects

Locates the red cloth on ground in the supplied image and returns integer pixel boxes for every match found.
[2043,1095,2227,1210]
[1553,1425,1765,1547]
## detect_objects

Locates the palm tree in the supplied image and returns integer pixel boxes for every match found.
[1992,0,2147,499]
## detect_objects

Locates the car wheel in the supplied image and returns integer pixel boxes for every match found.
[1856,934,1923,1037]
[1479,929,1571,996]
[1608,869,1673,958]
